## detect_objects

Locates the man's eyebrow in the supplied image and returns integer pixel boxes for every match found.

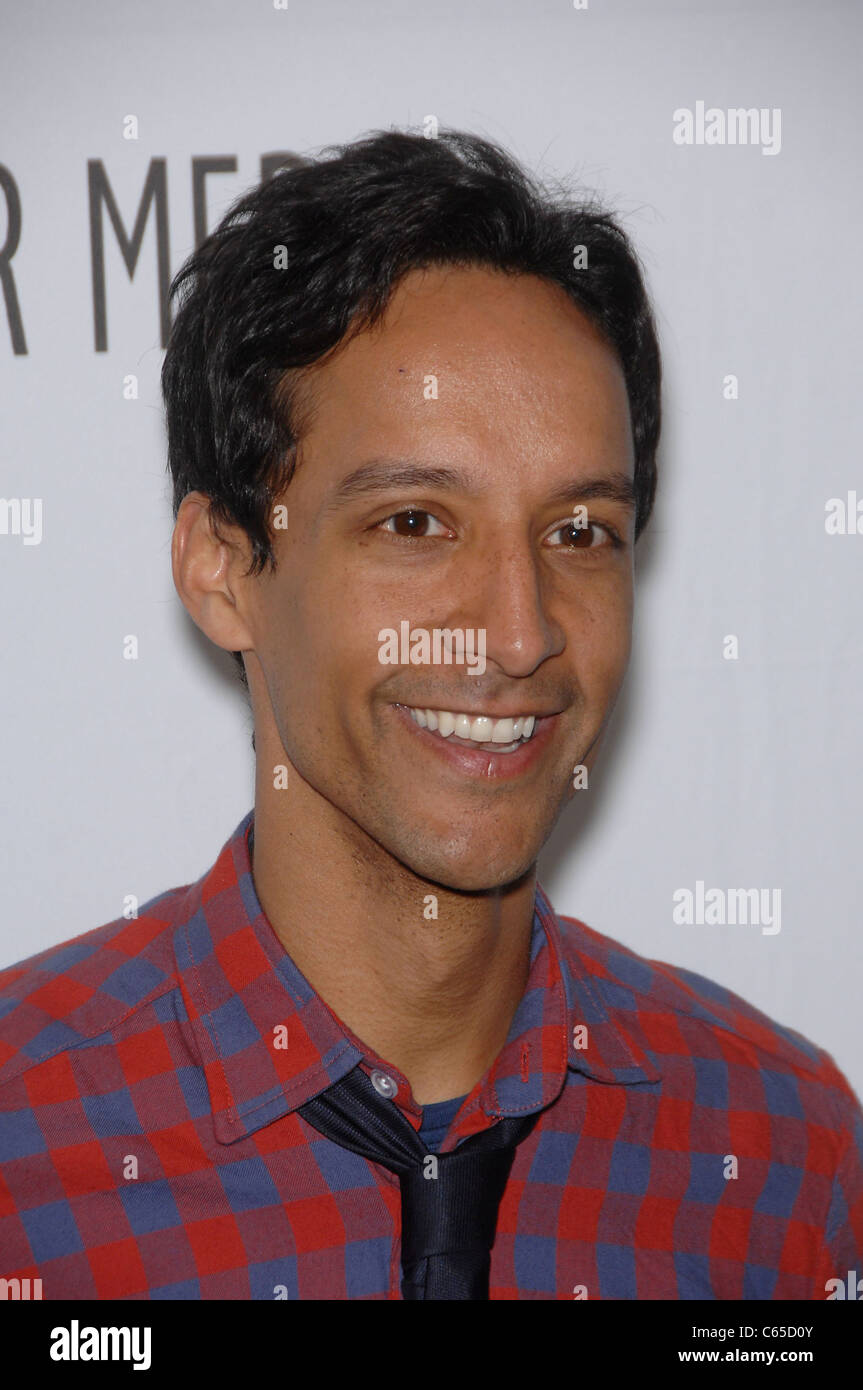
[545,472,637,510]
[327,458,636,509]
[329,460,471,503]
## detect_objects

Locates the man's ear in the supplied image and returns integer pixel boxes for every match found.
[171,492,257,656]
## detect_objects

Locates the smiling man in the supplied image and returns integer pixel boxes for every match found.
[178,256,639,1112]
[1,130,861,1301]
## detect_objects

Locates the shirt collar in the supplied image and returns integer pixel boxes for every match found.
[173,812,660,1146]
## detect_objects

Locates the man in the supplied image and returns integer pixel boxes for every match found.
[1,130,860,1301]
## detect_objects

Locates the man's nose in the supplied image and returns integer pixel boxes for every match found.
[445,534,566,680]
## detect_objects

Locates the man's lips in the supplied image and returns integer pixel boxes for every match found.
[391,701,560,780]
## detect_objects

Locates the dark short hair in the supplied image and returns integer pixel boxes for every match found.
[162,128,662,684]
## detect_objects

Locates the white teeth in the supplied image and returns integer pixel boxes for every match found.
[405,706,539,746]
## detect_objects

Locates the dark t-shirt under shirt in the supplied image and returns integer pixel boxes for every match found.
[418,1095,467,1152]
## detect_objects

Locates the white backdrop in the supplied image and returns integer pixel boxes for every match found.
[2,0,861,1099]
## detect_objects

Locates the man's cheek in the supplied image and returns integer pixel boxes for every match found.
[580,623,627,690]
[594,604,632,679]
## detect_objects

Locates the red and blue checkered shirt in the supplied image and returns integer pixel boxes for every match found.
[1,810,861,1300]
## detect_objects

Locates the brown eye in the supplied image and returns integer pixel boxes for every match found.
[562,521,594,548]
[545,518,620,551]
[548,520,600,548]
[381,509,448,538]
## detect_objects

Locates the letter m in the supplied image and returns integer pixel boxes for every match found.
[88,159,171,351]
[727,109,760,145]
[0,1278,21,1299]
[727,888,760,924]
[103,1328,130,1359]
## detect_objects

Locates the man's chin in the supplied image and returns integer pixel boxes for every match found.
[359,795,567,897]
[395,841,539,897]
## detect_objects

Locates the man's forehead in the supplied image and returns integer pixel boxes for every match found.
[288,266,627,428]
[277,263,633,501]
[342,263,613,361]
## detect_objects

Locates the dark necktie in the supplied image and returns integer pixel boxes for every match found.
[298,1064,539,1300]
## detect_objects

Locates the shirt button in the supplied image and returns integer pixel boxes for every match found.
[370,1069,398,1099]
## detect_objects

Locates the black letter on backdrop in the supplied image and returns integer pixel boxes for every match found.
[0,165,27,355]
[89,158,171,351]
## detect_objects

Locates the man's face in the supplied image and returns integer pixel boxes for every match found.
[244,264,636,891]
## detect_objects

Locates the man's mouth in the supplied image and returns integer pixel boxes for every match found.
[402,705,537,753]
[391,701,559,780]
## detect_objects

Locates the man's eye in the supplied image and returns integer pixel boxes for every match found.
[380,509,449,538]
[546,519,617,550]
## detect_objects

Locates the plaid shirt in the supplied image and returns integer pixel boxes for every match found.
[1,810,861,1300]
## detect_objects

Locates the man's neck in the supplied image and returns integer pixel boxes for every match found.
[250,773,536,1106]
